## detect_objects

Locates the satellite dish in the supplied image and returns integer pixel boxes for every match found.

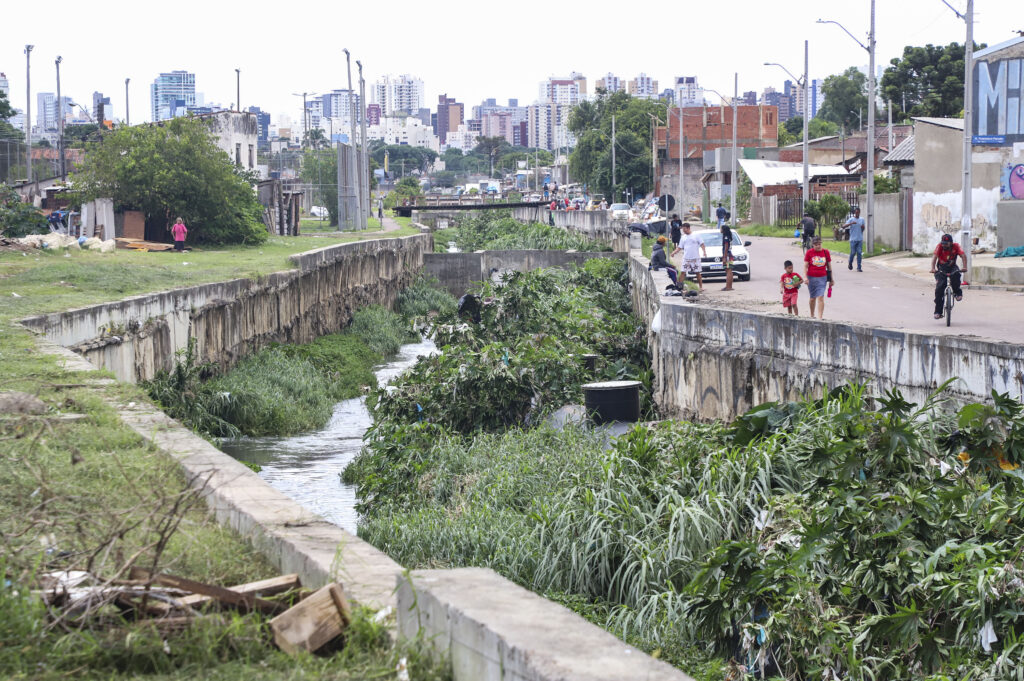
[657,194,676,212]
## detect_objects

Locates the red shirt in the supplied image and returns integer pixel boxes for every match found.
[804,248,831,277]
[781,272,803,290]
[934,242,964,266]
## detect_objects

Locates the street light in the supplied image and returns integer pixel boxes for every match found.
[357,60,369,229]
[124,78,130,126]
[941,0,974,273]
[818,1,876,254]
[765,39,810,211]
[235,68,241,112]
[849,109,863,131]
[290,92,318,145]
[24,45,33,184]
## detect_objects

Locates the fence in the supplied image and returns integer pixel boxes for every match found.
[0,140,57,186]
[752,190,862,228]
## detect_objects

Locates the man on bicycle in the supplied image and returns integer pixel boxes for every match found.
[929,233,968,319]
[799,212,816,251]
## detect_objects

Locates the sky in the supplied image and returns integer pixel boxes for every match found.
[2,0,1020,127]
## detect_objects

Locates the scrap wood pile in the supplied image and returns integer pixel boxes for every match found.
[36,568,359,655]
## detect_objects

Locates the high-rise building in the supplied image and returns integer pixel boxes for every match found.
[761,88,793,123]
[0,73,9,100]
[36,93,71,131]
[539,75,586,106]
[92,92,111,124]
[319,90,359,124]
[247,106,271,143]
[742,91,758,106]
[527,102,574,150]
[472,98,527,125]
[436,94,464,145]
[366,103,381,126]
[627,73,659,99]
[151,70,196,121]
[372,74,424,116]
[674,76,704,106]
[596,73,623,93]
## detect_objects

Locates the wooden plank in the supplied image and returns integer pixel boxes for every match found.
[269,583,351,655]
[129,568,285,615]
[177,574,300,608]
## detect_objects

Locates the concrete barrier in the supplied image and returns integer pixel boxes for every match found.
[21,235,432,382]
[511,207,630,252]
[423,250,625,297]
[628,252,1024,422]
[397,568,692,681]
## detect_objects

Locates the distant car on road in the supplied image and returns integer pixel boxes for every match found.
[690,228,753,281]
[310,206,328,218]
[608,203,632,220]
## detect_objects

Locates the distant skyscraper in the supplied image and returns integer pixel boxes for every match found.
[674,76,704,106]
[436,94,463,145]
[0,72,9,100]
[320,90,359,123]
[151,70,196,121]
[742,91,757,106]
[36,93,70,131]
[372,74,424,116]
[92,92,111,124]
[627,73,659,99]
[247,106,271,143]
[596,73,623,93]
[539,75,586,105]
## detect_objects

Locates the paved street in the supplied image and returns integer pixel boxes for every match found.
[687,235,1024,344]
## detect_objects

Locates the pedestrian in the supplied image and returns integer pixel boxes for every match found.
[780,259,803,315]
[600,198,607,210]
[377,196,384,220]
[716,202,727,227]
[673,222,707,291]
[843,208,865,272]
[720,219,735,291]
[650,235,679,287]
[669,213,683,251]
[803,236,833,318]
[171,217,187,252]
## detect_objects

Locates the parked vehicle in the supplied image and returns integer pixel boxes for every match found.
[689,228,753,281]
[310,206,328,218]
[608,203,632,220]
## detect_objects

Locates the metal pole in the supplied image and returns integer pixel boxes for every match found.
[25,45,33,184]
[887,100,894,152]
[358,61,369,229]
[56,56,65,181]
[611,114,616,197]
[125,78,130,126]
[962,0,974,273]
[678,107,684,216]
[344,50,362,228]
[730,73,738,227]
[866,0,876,254]
[802,40,809,211]
[236,68,240,112]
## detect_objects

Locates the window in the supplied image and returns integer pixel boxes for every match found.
[248,144,255,168]
[235,143,241,166]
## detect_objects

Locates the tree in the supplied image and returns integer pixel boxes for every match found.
[472,136,508,157]
[430,170,457,188]
[303,128,328,150]
[61,123,104,147]
[370,144,436,178]
[0,90,22,144]
[808,118,839,138]
[73,116,267,244]
[777,122,798,147]
[301,149,338,225]
[818,67,868,132]
[0,183,47,237]
[881,42,983,119]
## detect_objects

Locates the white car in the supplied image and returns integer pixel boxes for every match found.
[310,206,328,218]
[689,229,753,281]
[608,203,632,220]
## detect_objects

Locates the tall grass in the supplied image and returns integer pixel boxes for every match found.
[434,211,610,253]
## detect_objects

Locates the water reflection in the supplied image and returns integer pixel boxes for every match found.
[220,337,437,533]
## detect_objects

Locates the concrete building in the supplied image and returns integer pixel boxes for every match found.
[596,73,623,94]
[0,73,9,99]
[436,94,464,145]
[627,73,659,99]
[151,70,196,122]
[674,76,703,106]
[444,123,477,153]
[538,75,586,106]
[742,91,757,106]
[366,103,381,126]
[372,74,424,116]
[36,93,71,131]
[246,106,271,144]
[762,88,793,123]
[527,102,574,151]
[92,92,111,126]
[367,115,439,151]
[194,111,260,175]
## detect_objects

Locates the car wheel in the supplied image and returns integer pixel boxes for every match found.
[739,269,751,282]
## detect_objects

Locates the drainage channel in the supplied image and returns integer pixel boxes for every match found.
[219,337,437,533]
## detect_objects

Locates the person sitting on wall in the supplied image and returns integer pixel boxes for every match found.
[650,235,680,287]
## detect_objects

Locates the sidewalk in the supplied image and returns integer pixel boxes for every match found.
[870,250,1024,289]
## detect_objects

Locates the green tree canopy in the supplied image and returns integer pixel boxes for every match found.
[819,67,868,132]
[370,143,437,177]
[0,183,47,237]
[567,90,666,200]
[0,90,23,143]
[881,42,983,119]
[60,123,104,147]
[73,116,267,244]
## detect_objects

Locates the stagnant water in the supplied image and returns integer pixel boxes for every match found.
[220,337,437,533]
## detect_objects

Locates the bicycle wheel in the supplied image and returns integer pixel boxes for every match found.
[945,286,953,327]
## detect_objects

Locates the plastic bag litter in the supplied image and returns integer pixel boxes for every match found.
[82,237,103,250]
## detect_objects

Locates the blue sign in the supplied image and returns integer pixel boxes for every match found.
[972,134,1006,145]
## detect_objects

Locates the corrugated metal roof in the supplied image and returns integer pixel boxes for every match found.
[737,158,851,188]
[913,117,964,131]
[975,36,1024,60]
[883,135,915,164]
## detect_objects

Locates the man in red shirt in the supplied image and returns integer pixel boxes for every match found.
[929,233,968,319]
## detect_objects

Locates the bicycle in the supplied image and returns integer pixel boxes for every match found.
[936,268,966,327]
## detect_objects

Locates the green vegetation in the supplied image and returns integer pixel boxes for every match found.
[1,182,47,237]
[300,149,338,226]
[818,67,869,132]
[739,223,795,238]
[72,116,267,245]
[883,41,984,120]
[434,210,610,252]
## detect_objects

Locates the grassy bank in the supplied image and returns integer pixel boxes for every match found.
[739,224,893,256]
[0,236,448,679]
[434,210,610,252]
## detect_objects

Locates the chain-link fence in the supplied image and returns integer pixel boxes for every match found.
[0,140,58,186]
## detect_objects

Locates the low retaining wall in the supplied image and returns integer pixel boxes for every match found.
[423,250,626,297]
[397,568,691,681]
[629,251,1024,422]
[21,235,431,382]
[511,206,630,252]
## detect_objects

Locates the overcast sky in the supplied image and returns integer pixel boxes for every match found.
[2,0,1019,126]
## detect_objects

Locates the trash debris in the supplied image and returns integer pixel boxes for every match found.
[270,582,351,655]
[0,391,48,415]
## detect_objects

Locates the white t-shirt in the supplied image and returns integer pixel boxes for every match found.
[680,233,703,260]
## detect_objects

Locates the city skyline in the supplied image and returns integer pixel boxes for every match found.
[1,0,1017,129]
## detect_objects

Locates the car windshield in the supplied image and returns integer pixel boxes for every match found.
[610,203,630,210]
[698,231,740,247]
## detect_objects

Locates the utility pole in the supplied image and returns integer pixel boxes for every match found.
[235,68,240,112]
[731,72,738,228]
[25,45,33,184]
[357,61,369,229]
[867,0,876,254]
[803,40,809,211]
[961,0,975,273]
[344,49,362,229]
[56,56,65,181]
[887,100,894,153]
[678,107,684,216]
[124,78,130,126]
[611,114,616,199]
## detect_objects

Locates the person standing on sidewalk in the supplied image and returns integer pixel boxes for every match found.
[804,236,833,318]
[843,208,865,272]
[669,214,683,252]
[672,222,707,291]
[377,196,384,220]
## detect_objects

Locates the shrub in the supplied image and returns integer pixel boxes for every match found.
[396,275,457,321]
[348,305,417,358]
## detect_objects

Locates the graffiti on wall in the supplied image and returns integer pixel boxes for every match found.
[974,57,1024,144]
[920,203,957,234]
[1003,163,1024,199]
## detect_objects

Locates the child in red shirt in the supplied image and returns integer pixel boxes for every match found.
[780,260,803,315]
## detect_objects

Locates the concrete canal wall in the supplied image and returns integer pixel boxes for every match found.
[21,235,431,383]
[423,250,625,297]
[511,206,630,252]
